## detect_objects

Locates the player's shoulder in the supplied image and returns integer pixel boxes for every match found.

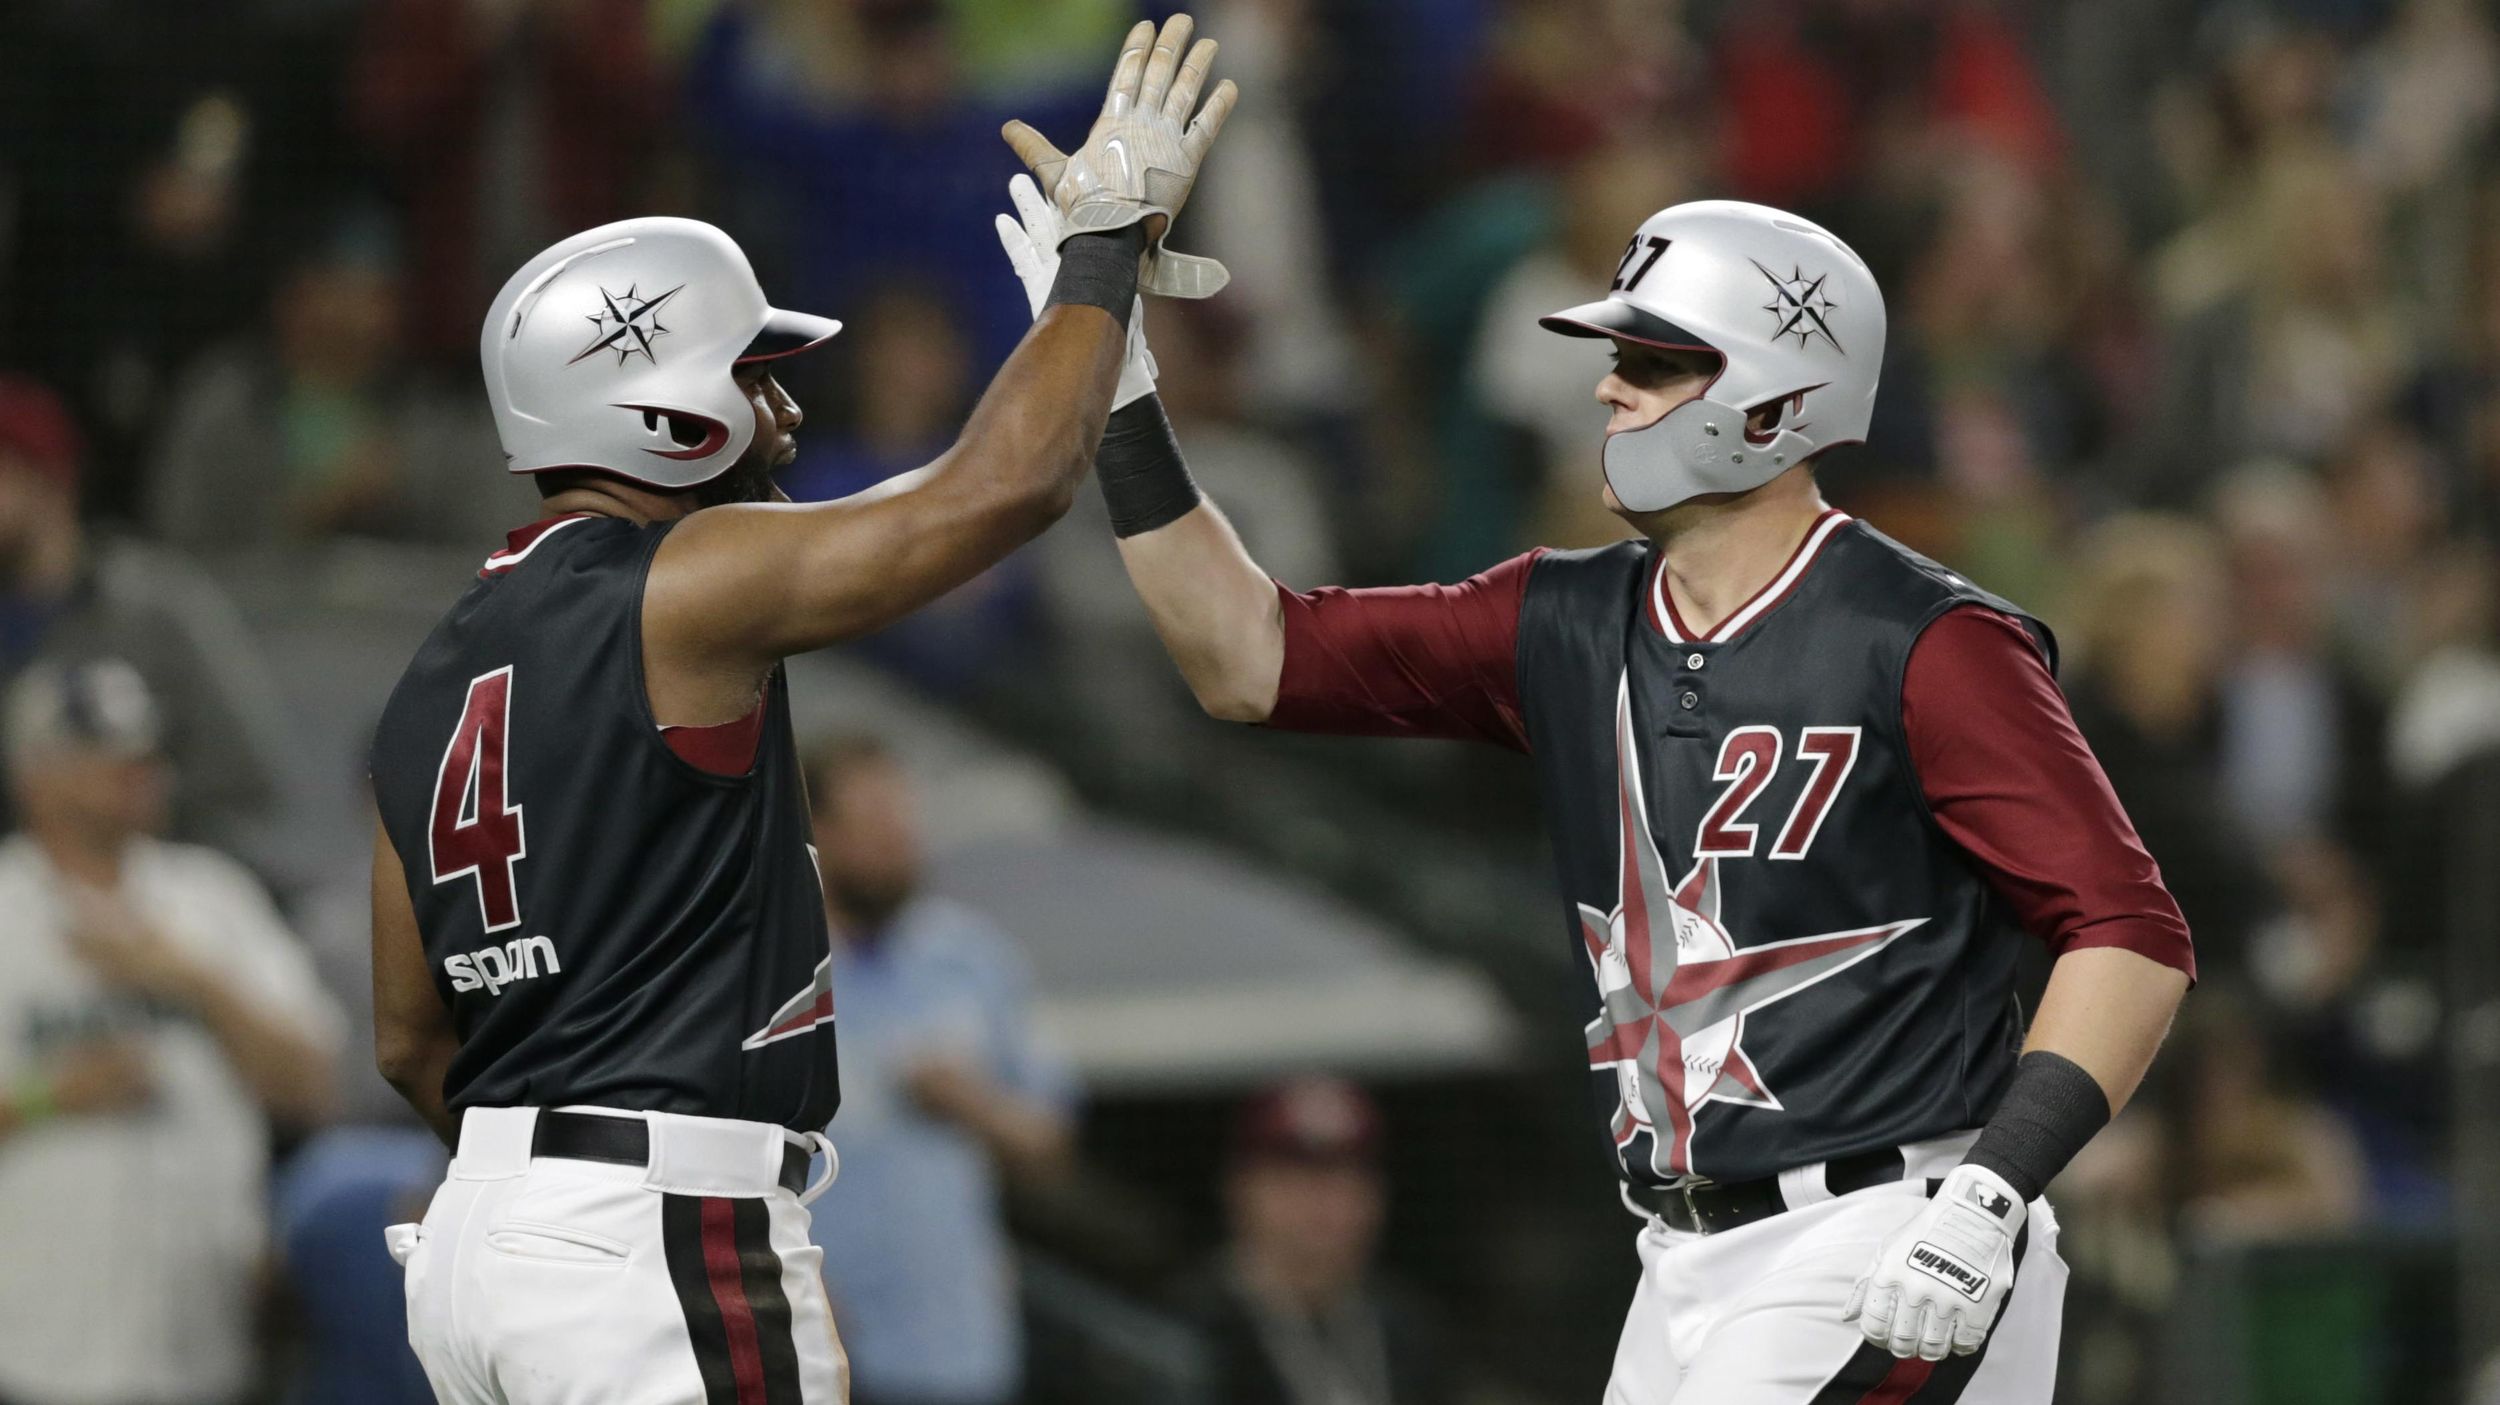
[1517,538,1650,598]
[1829,519,2057,669]
[1828,518,2032,620]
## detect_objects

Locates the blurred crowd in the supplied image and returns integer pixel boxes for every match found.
[4,0,2499,1402]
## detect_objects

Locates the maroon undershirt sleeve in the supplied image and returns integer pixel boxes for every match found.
[1265,550,1542,752]
[1902,605,2197,980]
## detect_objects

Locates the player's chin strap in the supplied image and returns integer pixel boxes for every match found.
[797,1131,840,1206]
[1601,398,1817,514]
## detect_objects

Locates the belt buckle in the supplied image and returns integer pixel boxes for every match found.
[1679,1181,1707,1233]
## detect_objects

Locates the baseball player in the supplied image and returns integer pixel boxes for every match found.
[365,19,1236,1403]
[995,194,2195,1401]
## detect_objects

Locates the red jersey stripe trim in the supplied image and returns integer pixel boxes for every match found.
[479,513,596,577]
[1646,509,1850,644]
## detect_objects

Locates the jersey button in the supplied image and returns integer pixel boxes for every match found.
[1686,653,1705,669]
[1679,691,1699,710]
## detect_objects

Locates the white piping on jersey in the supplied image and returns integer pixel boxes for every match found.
[480,514,592,575]
[1650,510,1851,644]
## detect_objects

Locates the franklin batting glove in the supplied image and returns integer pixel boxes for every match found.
[1842,1164,2025,1361]
[1001,14,1238,299]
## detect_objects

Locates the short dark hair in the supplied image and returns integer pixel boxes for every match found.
[803,732,896,815]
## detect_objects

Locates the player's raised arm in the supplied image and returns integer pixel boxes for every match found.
[992,179,1535,747]
[644,16,1236,685]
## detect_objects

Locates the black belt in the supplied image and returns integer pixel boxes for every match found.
[531,1110,811,1196]
[1626,1148,1918,1235]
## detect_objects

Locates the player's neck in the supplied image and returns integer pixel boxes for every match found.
[1645,475,1831,639]
[538,477,698,525]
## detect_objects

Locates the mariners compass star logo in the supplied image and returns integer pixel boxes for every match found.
[1579,674,1921,1177]
[1753,260,1843,353]
[570,283,685,366]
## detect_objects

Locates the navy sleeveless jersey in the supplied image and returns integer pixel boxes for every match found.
[1516,514,2054,1187]
[370,515,840,1131]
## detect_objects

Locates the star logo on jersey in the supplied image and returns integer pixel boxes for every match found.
[742,955,836,1051]
[1753,260,1843,353]
[569,283,684,366]
[1578,675,1920,1177]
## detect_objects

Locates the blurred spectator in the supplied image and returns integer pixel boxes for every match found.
[2054,982,2372,1403]
[2322,419,2447,679]
[352,0,669,369]
[1705,1,2064,216]
[2168,986,2368,1242]
[2058,512,2282,971]
[0,374,291,851]
[2255,835,2446,1216]
[147,218,524,554]
[1184,0,1363,422]
[1177,1076,1455,1405]
[1460,0,1681,182]
[948,0,1131,99]
[2386,543,2500,791]
[782,285,973,505]
[686,0,1096,372]
[2208,462,2390,856]
[270,1127,444,1405]
[6,69,272,515]
[804,734,1078,1405]
[786,286,1036,695]
[1472,135,1690,551]
[2348,0,2498,205]
[2148,149,2413,497]
[0,658,341,1405]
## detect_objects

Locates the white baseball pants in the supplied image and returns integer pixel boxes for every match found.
[1603,1139,2067,1404]
[390,1106,849,1405]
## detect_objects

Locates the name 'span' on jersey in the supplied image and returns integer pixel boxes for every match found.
[1517,514,2051,1188]
[371,514,839,1131]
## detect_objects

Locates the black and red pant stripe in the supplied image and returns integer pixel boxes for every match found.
[662,1194,805,1405]
[1809,1223,2032,1405]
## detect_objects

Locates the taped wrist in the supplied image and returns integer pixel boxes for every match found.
[1047,226,1147,328]
[1096,395,1200,537]
[1963,1050,2111,1204]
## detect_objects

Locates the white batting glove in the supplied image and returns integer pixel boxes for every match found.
[1000,14,1238,299]
[1842,1164,2025,1361]
[995,174,1158,410]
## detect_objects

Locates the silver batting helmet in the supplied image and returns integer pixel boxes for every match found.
[482,218,841,490]
[1541,200,1885,513]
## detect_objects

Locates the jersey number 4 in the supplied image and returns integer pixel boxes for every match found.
[1693,726,1861,860]
[430,667,527,932]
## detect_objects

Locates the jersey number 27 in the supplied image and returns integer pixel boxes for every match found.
[430,667,527,932]
[1693,725,1861,860]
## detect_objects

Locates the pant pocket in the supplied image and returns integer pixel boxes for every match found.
[485,1219,633,1267]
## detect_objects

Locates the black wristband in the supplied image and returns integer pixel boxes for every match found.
[1096,395,1201,537]
[1963,1050,2111,1203]
[1046,226,1147,328]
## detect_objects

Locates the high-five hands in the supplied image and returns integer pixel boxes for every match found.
[1001,14,1238,298]
[995,174,1158,409]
